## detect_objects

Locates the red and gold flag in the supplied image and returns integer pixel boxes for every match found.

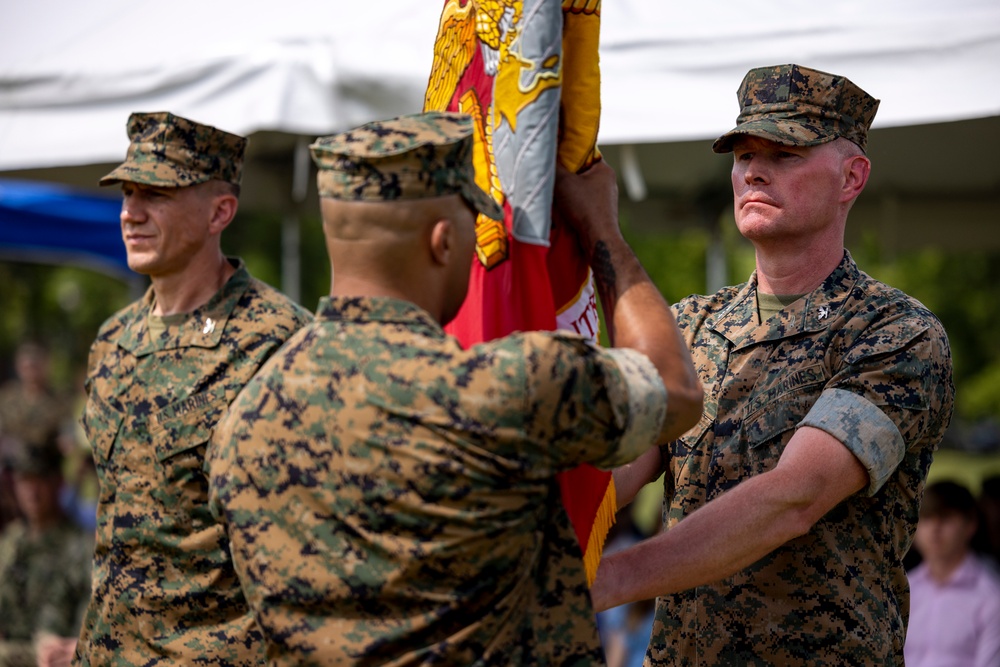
[423,0,613,584]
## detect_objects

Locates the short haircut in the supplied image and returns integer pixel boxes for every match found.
[981,475,1000,500]
[920,480,978,520]
[15,340,48,361]
[210,179,241,199]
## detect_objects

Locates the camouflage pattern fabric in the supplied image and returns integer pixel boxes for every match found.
[208,296,667,666]
[0,386,67,532]
[0,519,93,667]
[99,111,247,187]
[310,111,503,221]
[712,63,880,153]
[73,259,311,667]
[648,251,954,666]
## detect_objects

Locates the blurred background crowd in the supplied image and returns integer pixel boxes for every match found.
[0,341,95,667]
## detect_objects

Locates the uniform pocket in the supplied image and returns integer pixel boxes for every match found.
[740,364,826,479]
[148,388,228,463]
[147,392,228,529]
[82,392,125,465]
[743,363,826,451]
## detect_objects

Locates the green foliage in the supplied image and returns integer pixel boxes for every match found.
[622,226,708,302]
[620,213,756,301]
[0,261,132,387]
[222,211,329,312]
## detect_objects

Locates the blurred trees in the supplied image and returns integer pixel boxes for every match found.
[0,262,132,386]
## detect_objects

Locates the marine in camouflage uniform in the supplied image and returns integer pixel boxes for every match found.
[73,112,312,666]
[0,344,67,457]
[592,65,955,665]
[0,434,92,667]
[0,342,69,532]
[209,111,704,665]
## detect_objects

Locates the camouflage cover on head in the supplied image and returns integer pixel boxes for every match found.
[99,111,247,187]
[3,437,62,476]
[310,111,503,221]
[713,64,880,154]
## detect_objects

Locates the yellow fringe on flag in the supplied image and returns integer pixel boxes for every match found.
[583,478,616,587]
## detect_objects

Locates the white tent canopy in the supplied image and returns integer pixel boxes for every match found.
[598,0,1000,143]
[2,0,999,296]
[2,0,999,171]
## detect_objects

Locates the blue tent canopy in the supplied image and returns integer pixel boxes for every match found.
[0,178,132,279]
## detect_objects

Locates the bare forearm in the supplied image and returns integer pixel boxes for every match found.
[584,233,702,441]
[592,427,869,611]
[553,160,702,440]
[593,470,809,611]
[612,447,663,510]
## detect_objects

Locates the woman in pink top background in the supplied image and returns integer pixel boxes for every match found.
[905,480,1000,667]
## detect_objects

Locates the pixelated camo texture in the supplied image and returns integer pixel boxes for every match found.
[0,519,93,642]
[208,295,666,665]
[713,63,880,153]
[310,111,503,220]
[73,261,311,666]
[647,251,954,666]
[99,111,247,187]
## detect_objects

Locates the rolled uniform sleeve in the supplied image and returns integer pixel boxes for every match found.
[519,332,666,476]
[595,347,667,469]
[799,388,904,495]
[797,314,952,496]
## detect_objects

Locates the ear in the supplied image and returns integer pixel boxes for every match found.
[841,155,871,204]
[208,193,239,235]
[428,218,453,267]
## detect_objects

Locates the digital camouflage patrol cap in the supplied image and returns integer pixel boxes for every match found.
[309,111,503,221]
[3,437,62,476]
[100,111,247,187]
[713,64,880,154]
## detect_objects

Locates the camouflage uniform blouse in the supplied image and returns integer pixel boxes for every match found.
[74,260,311,667]
[208,296,667,666]
[0,519,93,667]
[650,251,954,666]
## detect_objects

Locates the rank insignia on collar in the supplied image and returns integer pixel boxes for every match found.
[818,306,830,320]
[203,318,216,335]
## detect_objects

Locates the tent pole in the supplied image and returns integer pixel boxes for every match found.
[282,136,310,304]
[698,187,729,293]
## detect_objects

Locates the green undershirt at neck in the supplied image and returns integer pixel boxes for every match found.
[757,291,806,324]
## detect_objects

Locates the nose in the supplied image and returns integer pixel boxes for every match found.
[745,158,767,185]
[121,192,145,225]
[736,154,770,186]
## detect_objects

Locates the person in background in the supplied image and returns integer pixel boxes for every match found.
[73,111,312,666]
[593,64,955,665]
[905,480,1000,666]
[0,342,69,535]
[0,437,92,667]
[976,474,1000,569]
